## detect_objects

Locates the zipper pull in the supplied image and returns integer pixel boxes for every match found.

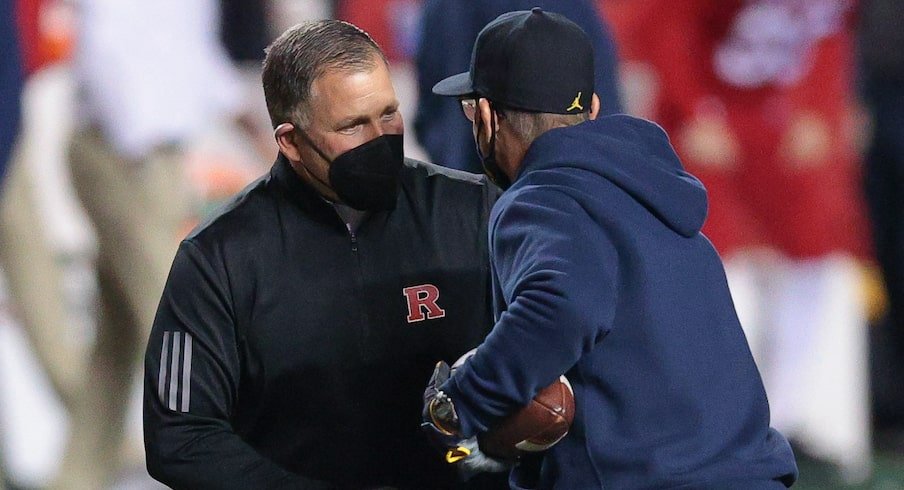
[349,229,358,252]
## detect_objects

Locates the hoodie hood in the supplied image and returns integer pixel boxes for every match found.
[516,115,707,237]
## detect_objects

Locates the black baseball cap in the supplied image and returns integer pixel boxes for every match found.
[433,7,593,115]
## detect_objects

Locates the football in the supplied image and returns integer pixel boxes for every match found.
[451,349,575,460]
[478,375,575,459]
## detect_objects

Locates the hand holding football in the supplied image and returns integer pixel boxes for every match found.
[478,375,574,460]
[451,349,575,460]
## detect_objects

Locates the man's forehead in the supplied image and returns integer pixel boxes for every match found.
[309,62,397,121]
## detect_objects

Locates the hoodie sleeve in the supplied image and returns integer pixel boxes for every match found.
[443,188,618,437]
[144,240,331,490]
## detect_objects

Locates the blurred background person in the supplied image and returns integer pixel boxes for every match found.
[217,0,275,160]
[54,0,270,487]
[859,0,904,452]
[413,0,623,173]
[604,0,872,482]
[219,0,269,64]
[0,0,82,487]
[1,0,81,414]
[0,0,23,486]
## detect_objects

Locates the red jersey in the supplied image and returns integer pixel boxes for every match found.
[603,0,868,258]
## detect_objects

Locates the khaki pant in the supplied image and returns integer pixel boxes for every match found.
[0,136,80,490]
[0,137,80,406]
[53,128,187,490]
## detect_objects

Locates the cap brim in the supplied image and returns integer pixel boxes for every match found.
[432,72,474,97]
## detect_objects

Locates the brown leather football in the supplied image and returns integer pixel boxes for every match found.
[477,375,575,460]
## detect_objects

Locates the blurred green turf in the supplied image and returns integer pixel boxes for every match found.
[795,453,904,489]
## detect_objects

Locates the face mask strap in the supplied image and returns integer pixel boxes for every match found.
[475,101,511,189]
[474,103,491,164]
[291,124,334,164]
[277,122,339,192]
[488,108,498,164]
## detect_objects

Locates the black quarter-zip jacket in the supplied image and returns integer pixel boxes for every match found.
[144,155,503,489]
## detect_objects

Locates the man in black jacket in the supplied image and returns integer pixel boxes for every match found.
[143,20,502,489]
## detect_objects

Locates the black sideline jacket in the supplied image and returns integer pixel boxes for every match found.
[144,155,503,489]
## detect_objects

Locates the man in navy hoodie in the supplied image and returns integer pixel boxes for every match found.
[414,0,622,174]
[422,8,799,489]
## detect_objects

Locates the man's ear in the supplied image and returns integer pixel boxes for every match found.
[274,123,303,162]
[476,98,498,139]
[589,93,601,121]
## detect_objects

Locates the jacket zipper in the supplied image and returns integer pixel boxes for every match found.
[349,228,358,252]
[345,226,372,358]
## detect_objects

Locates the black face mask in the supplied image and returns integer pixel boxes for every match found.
[302,131,405,211]
[475,108,512,190]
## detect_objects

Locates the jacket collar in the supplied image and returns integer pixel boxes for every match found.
[271,153,391,234]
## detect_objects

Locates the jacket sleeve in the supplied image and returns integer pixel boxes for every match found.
[443,188,618,437]
[143,240,331,490]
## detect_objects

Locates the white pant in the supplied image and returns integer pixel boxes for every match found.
[726,251,872,482]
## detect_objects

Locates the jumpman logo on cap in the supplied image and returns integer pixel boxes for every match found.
[567,92,583,112]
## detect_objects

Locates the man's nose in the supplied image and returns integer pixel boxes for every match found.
[365,122,384,140]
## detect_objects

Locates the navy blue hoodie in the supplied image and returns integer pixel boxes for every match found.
[443,115,798,489]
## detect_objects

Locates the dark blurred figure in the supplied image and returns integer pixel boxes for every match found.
[415,0,623,173]
[0,0,23,185]
[219,0,269,63]
[859,0,904,440]
[217,0,275,158]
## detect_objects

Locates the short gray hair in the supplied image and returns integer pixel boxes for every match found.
[262,20,386,128]
[497,107,589,144]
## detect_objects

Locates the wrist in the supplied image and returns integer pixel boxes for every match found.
[428,390,461,436]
